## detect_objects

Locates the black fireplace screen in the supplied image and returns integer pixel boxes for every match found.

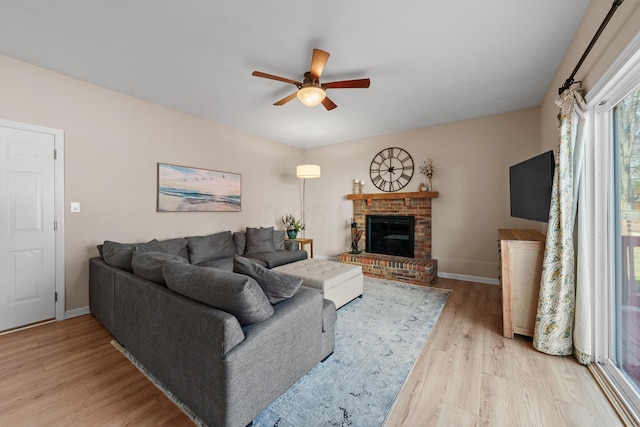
[366,215,414,257]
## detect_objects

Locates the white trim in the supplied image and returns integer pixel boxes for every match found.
[437,271,499,286]
[65,306,90,319]
[0,119,65,322]
[587,30,640,104]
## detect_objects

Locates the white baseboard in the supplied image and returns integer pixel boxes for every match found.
[65,306,90,319]
[437,272,499,286]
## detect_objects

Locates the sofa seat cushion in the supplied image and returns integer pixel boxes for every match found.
[245,250,308,269]
[186,231,236,265]
[233,255,302,304]
[132,251,189,286]
[163,260,274,325]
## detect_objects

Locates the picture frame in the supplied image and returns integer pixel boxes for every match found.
[157,163,241,212]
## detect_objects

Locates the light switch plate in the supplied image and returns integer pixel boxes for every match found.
[70,202,80,213]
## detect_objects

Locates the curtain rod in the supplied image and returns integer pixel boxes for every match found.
[558,0,625,95]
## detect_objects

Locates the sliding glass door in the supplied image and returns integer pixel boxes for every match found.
[614,87,640,394]
[589,36,640,421]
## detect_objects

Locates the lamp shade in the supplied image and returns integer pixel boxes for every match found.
[296,164,321,179]
[296,86,326,107]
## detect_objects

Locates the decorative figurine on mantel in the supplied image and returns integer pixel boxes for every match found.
[353,179,365,194]
[350,220,362,254]
[419,157,436,191]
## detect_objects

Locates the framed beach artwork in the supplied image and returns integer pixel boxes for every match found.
[157,163,241,212]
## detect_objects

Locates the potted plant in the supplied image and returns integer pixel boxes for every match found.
[282,214,305,239]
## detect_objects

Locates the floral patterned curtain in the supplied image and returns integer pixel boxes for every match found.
[533,88,589,361]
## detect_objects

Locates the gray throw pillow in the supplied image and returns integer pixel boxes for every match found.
[233,255,302,304]
[187,231,236,264]
[245,227,275,254]
[272,229,286,250]
[132,251,188,286]
[102,239,158,272]
[163,260,274,325]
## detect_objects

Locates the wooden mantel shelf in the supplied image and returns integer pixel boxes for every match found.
[346,191,439,201]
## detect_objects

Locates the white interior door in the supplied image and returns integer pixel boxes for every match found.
[0,125,57,331]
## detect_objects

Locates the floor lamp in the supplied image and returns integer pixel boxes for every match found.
[296,164,321,238]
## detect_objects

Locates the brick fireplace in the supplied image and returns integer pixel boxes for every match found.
[338,191,438,285]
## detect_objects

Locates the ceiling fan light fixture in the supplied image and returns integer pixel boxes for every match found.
[297,86,326,107]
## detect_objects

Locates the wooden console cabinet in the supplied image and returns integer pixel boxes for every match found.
[498,229,545,338]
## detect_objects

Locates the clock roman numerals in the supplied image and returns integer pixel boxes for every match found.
[369,147,415,192]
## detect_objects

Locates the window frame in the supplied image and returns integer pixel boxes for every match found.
[588,31,640,419]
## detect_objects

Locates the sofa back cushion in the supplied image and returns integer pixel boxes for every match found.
[132,251,189,286]
[233,255,302,304]
[233,232,246,255]
[273,229,286,250]
[102,238,187,273]
[186,231,236,264]
[137,238,189,259]
[245,227,275,254]
[163,260,274,325]
[103,239,157,272]
[235,228,286,255]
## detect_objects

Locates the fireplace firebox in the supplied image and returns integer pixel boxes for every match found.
[366,215,415,258]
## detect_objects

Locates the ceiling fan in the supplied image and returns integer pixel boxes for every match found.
[252,48,370,111]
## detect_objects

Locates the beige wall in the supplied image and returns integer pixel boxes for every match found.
[0,55,303,310]
[303,107,542,278]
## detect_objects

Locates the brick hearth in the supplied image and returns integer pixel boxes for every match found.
[341,191,439,285]
[338,252,437,285]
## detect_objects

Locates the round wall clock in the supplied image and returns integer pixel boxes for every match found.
[369,147,414,192]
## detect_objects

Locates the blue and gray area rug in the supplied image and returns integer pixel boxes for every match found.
[115,277,450,427]
[254,277,450,427]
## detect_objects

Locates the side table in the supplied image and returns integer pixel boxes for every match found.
[292,238,313,258]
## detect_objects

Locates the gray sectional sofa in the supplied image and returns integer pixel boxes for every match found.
[89,227,337,427]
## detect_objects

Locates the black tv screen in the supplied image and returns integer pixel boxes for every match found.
[509,150,555,222]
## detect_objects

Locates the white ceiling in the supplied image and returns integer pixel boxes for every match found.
[0,1,591,148]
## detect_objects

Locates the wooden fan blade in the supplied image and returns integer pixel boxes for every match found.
[323,78,371,89]
[274,92,298,106]
[252,71,301,87]
[310,49,330,80]
[322,96,337,111]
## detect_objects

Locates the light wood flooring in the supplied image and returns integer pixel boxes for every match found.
[0,278,622,426]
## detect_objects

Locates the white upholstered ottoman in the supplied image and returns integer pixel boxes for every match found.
[273,259,363,309]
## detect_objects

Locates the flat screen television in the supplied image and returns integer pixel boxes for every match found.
[509,150,555,222]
